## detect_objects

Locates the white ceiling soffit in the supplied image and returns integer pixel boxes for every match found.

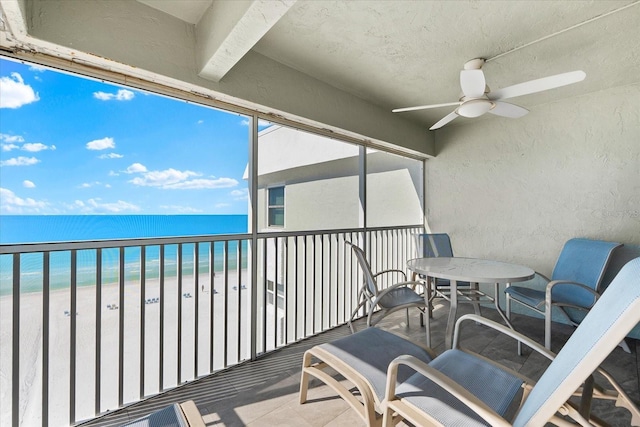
[196,0,296,82]
[140,0,297,82]
[2,0,639,136]
[137,0,213,25]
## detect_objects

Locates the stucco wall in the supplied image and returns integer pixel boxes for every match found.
[426,83,640,277]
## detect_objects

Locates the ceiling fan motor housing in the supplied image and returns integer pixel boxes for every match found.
[456,99,495,117]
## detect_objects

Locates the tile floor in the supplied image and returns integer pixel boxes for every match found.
[80,302,640,427]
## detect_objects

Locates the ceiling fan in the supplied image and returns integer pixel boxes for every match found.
[393,58,586,130]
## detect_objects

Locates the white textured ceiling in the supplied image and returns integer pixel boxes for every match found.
[137,0,212,25]
[136,0,640,130]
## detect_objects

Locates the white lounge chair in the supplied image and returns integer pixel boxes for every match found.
[384,257,640,426]
[299,257,640,426]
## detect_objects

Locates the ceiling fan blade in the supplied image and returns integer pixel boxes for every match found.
[429,111,458,130]
[460,69,486,98]
[489,101,528,118]
[393,101,459,113]
[488,70,586,101]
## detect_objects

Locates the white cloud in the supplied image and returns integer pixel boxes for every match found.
[86,198,140,213]
[86,137,115,150]
[0,187,48,213]
[215,203,231,208]
[29,64,47,72]
[129,168,199,187]
[1,143,20,152]
[160,205,203,213]
[93,89,135,101]
[79,181,109,188]
[163,177,238,190]
[128,166,238,190]
[0,73,40,109]
[99,153,123,159]
[125,163,147,173]
[22,142,56,152]
[115,89,135,100]
[1,139,55,152]
[0,133,25,143]
[109,170,119,177]
[65,198,140,213]
[23,180,35,188]
[0,156,40,166]
[197,120,204,124]
[231,188,249,200]
[240,118,272,127]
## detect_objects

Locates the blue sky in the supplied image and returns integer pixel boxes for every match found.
[0,57,256,215]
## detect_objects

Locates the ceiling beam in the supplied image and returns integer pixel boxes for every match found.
[0,0,28,40]
[196,0,296,82]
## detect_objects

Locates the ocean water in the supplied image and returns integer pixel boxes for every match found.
[0,215,249,296]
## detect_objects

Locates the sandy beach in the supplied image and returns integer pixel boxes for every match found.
[0,268,264,427]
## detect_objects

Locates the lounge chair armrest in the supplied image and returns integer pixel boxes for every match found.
[373,269,407,281]
[453,314,556,361]
[545,280,599,307]
[385,355,512,427]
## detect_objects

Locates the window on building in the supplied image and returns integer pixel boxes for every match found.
[257,124,360,232]
[268,186,285,227]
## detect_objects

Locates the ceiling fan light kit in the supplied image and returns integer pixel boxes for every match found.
[456,99,495,118]
[394,58,586,130]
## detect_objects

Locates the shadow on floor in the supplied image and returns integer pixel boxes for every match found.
[79,302,640,427]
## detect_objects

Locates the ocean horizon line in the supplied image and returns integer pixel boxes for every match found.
[0,214,249,245]
[0,214,250,296]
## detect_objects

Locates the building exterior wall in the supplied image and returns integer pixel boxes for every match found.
[257,176,360,231]
[253,125,424,313]
[256,126,424,232]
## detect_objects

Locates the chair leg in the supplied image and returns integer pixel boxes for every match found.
[382,405,394,427]
[579,375,595,420]
[348,292,367,333]
[428,278,434,319]
[470,282,482,317]
[299,351,312,404]
[405,307,409,327]
[545,301,553,350]
[619,338,632,353]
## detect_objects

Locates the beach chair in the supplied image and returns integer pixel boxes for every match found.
[383,257,640,426]
[346,241,427,332]
[504,238,621,349]
[299,327,436,426]
[300,257,640,427]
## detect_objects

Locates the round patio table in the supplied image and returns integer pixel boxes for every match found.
[407,257,534,349]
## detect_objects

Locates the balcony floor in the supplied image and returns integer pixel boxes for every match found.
[80,302,640,427]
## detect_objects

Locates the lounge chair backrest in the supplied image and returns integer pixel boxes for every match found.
[349,243,379,297]
[415,233,454,258]
[513,257,640,426]
[550,238,621,307]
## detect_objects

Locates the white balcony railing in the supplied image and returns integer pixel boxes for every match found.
[0,225,421,427]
